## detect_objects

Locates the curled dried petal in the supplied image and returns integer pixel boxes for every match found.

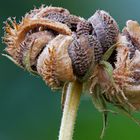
[68,34,96,80]
[3,17,72,65]
[20,31,55,71]
[26,5,70,18]
[88,10,119,52]
[37,35,76,89]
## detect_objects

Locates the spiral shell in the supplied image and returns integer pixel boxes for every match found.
[37,35,76,89]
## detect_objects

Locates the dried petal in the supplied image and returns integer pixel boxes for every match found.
[20,31,55,71]
[88,10,119,52]
[37,35,76,89]
[26,5,70,18]
[3,17,72,65]
[68,34,96,80]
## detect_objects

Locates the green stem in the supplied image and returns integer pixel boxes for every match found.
[58,81,82,140]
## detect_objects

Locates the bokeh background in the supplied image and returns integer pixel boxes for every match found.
[0,0,140,140]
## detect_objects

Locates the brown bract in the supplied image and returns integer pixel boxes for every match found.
[109,21,140,111]
[3,16,71,66]
[87,21,140,112]
[25,5,70,18]
[37,35,76,89]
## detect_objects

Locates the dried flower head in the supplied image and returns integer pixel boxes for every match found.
[37,35,76,89]
[3,17,71,67]
[3,5,140,140]
[87,21,140,133]
[113,20,140,110]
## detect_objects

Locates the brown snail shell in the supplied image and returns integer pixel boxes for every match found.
[37,35,76,89]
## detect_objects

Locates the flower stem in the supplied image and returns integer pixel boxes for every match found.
[58,81,82,140]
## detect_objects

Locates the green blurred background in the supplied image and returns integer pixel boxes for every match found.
[0,0,140,140]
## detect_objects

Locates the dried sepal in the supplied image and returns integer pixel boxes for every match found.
[26,5,70,18]
[20,31,55,72]
[45,12,84,30]
[3,17,72,66]
[68,34,96,80]
[126,20,140,44]
[88,10,119,52]
[37,35,76,89]
[100,31,140,111]
[114,48,140,110]
[27,5,85,31]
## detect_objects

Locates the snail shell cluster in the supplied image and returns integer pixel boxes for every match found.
[3,5,119,89]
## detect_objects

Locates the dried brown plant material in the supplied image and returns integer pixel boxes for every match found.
[5,5,139,139]
[113,21,140,110]
[89,21,140,113]
[3,17,72,66]
[37,35,76,89]
[88,10,119,52]
[25,5,70,18]
[20,31,55,69]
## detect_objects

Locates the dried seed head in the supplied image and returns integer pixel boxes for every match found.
[98,21,140,111]
[122,20,140,56]
[112,21,140,110]
[68,34,97,80]
[25,5,70,18]
[88,10,119,52]
[76,20,92,36]
[3,16,71,67]
[37,35,76,89]
[88,20,140,113]
[3,6,120,92]
[46,12,83,30]
[20,31,55,70]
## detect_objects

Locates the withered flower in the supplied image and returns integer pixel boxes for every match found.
[3,5,140,140]
[87,20,140,137]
